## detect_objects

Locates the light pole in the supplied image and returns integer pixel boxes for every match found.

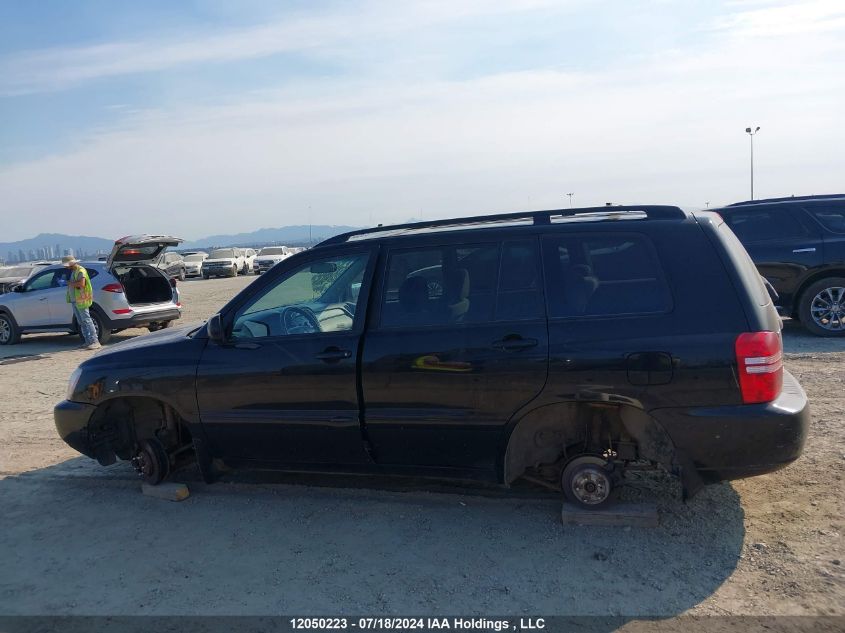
[566,192,574,207]
[745,126,760,200]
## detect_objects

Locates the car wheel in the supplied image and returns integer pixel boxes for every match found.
[178,268,186,281]
[82,309,111,344]
[202,273,209,279]
[0,313,21,345]
[561,455,614,509]
[130,438,170,485]
[799,277,845,337]
[231,265,238,277]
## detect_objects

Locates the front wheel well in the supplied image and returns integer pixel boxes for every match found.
[87,397,193,467]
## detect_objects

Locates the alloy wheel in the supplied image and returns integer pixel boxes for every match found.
[810,286,845,331]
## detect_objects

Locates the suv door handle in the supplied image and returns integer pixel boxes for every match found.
[316,347,352,362]
[492,336,538,352]
[792,248,816,253]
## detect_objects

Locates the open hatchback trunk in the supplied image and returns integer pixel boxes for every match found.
[108,235,183,306]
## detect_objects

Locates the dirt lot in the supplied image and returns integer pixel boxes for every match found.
[0,274,843,618]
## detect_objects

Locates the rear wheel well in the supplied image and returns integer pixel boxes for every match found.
[503,402,677,489]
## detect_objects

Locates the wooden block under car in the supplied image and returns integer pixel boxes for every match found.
[141,482,190,502]
[561,501,659,527]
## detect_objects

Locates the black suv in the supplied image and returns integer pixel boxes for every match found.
[54,206,808,508]
[715,194,845,336]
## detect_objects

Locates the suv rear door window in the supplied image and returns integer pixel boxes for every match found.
[543,233,671,317]
[724,207,809,242]
[381,244,500,328]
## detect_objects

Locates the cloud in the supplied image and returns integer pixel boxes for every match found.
[0,1,843,241]
[0,0,572,96]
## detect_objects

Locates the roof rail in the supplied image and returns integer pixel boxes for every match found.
[727,194,845,207]
[319,205,686,246]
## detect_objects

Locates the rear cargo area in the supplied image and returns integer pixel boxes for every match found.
[114,265,173,305]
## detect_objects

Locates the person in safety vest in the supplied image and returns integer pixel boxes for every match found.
[63,256,100,350]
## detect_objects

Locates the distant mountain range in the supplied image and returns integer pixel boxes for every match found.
[180,225,360,249]
[1,226,362,263]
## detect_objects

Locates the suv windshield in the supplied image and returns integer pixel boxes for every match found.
[184,254,205,262]
[259,247,286,255]
[209,249,235,259]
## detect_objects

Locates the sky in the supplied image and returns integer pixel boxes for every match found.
[1,0,844,242]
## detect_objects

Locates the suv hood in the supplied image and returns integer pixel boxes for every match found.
[107,235,183,270]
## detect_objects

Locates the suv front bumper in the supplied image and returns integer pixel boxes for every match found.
[54,400,96,458]
[651,369,809,482]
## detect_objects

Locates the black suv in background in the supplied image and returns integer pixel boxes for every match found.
[715,194,845,336]
[54,206,809,509]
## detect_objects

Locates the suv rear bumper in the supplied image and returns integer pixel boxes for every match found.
[651,369,809,482]
[106,307,181,330]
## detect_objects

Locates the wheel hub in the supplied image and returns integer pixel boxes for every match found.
[570,466,611,505]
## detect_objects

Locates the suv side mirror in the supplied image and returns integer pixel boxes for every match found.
[207,314,225,342]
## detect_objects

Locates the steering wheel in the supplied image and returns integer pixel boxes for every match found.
[280,306,321,335]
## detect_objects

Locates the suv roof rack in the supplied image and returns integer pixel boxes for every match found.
[727,194,845,207]
[319,205,687,246]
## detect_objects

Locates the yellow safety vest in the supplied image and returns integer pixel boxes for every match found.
[66,266,94,309]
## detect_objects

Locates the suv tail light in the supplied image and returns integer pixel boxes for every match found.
[102,283,124,293]
[735,331,783,404]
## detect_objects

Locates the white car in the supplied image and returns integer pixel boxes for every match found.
[242,248,257,273]
[201,248,248,278]
[253,246,291,274]
[182,252,208,277]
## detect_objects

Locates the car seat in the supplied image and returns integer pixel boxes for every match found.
[444,268,470,322]
[563,264,599,315]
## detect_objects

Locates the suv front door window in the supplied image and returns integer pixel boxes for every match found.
[196,249,374,465]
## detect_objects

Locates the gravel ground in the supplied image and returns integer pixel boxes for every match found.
[0,274,843,617]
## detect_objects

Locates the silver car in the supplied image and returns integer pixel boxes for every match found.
[0,236,183,345]
[0,263,51,294]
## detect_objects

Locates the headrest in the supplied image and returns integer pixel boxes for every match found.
[398,276,429,311]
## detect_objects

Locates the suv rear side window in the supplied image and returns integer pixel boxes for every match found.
[724,207,809,242]
[804,204,845,234]
[543,233,671,318]
[381,244,499,328]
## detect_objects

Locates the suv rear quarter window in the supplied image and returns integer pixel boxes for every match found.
[542,233,672,318]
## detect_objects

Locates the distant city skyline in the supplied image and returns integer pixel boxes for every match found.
[1,1,843,241]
